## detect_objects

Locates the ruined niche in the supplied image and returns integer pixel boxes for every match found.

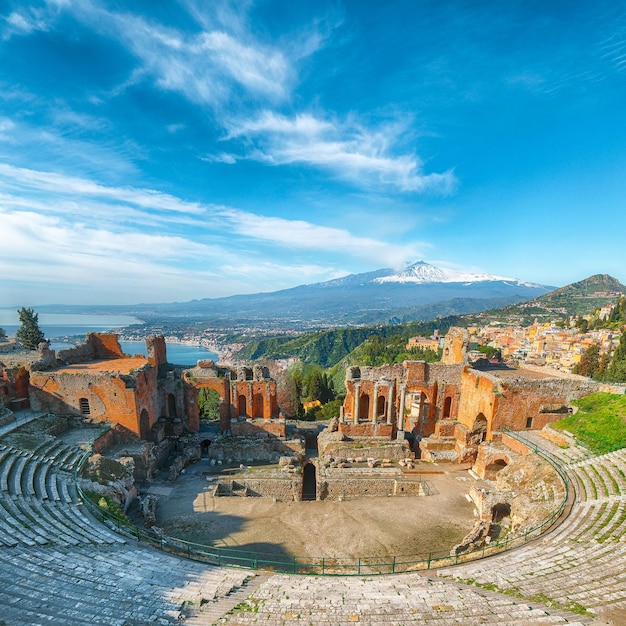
[441,327,470,365]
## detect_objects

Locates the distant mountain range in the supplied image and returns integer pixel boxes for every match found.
[41,261,555,328]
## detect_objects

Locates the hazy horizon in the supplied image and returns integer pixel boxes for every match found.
[1,2,625,305]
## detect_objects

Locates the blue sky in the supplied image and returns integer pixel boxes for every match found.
[1,0,625,306]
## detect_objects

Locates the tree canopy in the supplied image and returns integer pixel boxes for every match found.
[16,307,46,350]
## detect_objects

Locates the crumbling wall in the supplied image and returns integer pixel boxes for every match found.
[206,433,305,464]
[55,333,125,365]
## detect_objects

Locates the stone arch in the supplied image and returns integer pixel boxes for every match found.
[13,367,29,399]
[470,413,488,444]
[139,408,151,440]
[302,463,317,501]
[376,394,386,419]
[484,458,508,480]
[198,387,221,421]
[252,393,264,418]
[358,394,370,422]
[491,502,511,523]
[200,439,212,456]
[442,396,452,419]
[238,394,247,418]
[167,393,177,418]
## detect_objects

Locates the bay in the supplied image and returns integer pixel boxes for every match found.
[0,310,143,340]
[119,341,218,366]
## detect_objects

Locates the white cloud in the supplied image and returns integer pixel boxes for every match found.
[0,163,427,302]
[54,0,297,108]
[226,112,457,193]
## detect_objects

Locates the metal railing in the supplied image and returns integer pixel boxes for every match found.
[73,434,572,576]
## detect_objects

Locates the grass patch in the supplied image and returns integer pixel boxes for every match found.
[552,393,626,454]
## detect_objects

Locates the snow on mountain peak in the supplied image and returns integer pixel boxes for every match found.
[373,261,539,287]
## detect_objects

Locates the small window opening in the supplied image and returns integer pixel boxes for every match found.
[525,416,533,429]
[79,398,91,415]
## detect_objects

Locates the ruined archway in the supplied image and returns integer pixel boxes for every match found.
[302,463,317,501]
[167,393,177,418]
[443,396,452,419]
[200,439,212,456]
[139,408,151,440]
[238,394,247,418]
[376,394,386,419]
[470,413,488,444]
[358,394,370,422]
[484,459,508,480]
[253,393,264,418]
[491,502,511,523]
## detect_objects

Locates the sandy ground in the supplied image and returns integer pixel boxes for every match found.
[145,460,477,560]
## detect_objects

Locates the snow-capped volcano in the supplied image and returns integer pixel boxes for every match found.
[374,261,542,287]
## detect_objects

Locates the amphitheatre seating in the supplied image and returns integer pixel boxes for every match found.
[0,545,252,625]
[0,425,621,624]
[438,431,626,623]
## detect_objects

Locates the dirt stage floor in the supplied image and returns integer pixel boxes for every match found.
[143,459,477,560]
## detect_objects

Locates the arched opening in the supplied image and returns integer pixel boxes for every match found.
[14,367,29,400]
[376,394,386,419]
[443,396,452,419]
[167,393,177,418]
[139,408,151,440]
[491,502,511,523]
[484,459,508,480]
[358,394,370,422]
[253,393,264,418]
[238,394,247,418]
[408,390,430,434]
[302,463,317,501]
[198,388,221,421]
[470,413,488,444]
[200,439,212,456]
[79,397,91,415]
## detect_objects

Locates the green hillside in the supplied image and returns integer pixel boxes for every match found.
[237,318,454,368]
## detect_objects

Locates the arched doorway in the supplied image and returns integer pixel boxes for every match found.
[358,394,370,422]
[167,393,177,418]
[238,394,247,418]
[200,439,212,456]
[376,395,386,419]
[484,459,508,480]
[302,463,317,501]
[253,393,264,418]
[491,502,511,523]
[139,408,151,440]
[198,388,221,421]
[443,396,452,419]
[470,413,488,444]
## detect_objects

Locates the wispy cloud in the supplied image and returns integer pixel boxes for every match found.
[223,112,456,193]
[53,0,302,108]
[0,162,426,302]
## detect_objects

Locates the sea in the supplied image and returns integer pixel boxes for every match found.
[0,309,218,366]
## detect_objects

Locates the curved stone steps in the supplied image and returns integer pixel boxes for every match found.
[439,442,626,620]
[0,545,251,626]
[216,572,594,625]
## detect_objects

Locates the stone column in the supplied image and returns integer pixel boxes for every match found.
[353,382,360,424]
[372,383,379,423]
[339,405,345,423]
[386,383,395,426]
[397,384,406,435]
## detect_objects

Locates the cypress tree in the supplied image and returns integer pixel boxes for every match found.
[16,307,46,350]
[606,331,626,383]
